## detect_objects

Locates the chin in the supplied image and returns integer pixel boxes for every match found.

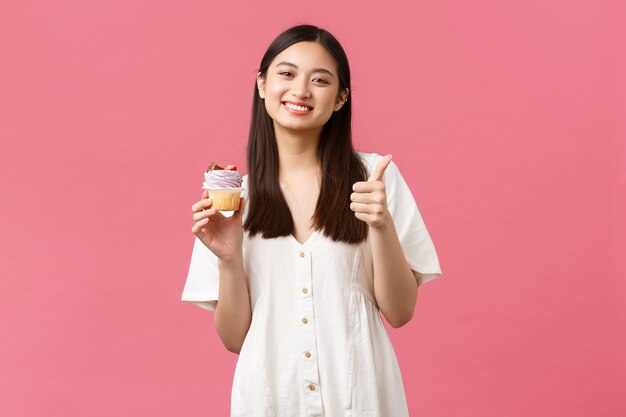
[274,118,320,132]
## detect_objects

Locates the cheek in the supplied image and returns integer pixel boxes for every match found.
[265,80,287,97]
[321,90,340,106]
[319,94,339,115]
[263,85,284,112]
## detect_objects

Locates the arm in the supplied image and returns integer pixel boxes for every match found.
[350,154,419,328]
[213,255,252,354]
[369,211,418,328]
[191,193,252,355]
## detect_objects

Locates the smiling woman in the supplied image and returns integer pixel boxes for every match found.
[182,24,442,417]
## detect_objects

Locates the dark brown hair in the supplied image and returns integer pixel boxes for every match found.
[243,24,368,244]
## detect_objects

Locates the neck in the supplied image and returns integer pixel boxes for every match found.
[274,123,322,177]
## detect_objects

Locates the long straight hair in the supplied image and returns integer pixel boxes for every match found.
[243,24,368,244]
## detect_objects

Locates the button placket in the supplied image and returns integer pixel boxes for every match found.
[295,247,323,416]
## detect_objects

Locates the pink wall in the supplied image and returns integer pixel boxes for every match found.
[1,1,624,416]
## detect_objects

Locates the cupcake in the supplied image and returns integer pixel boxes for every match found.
[202,162,243,210]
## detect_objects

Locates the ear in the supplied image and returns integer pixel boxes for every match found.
[334,88,349,111]
[256,72,266,99]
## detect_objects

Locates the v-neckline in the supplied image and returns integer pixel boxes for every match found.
[289,229,319,248]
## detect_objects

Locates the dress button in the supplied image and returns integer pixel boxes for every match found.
[308,384,316,391]
[304,351,311,358]
[302,317,309,324]
[299,251,305,258]
[302,288,308,294]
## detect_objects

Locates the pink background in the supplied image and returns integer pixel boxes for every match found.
[1,1,624,416]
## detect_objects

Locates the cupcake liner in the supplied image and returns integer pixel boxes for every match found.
[204,187,243,211]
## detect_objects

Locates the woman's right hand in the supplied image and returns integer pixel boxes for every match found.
[191,190,245,263]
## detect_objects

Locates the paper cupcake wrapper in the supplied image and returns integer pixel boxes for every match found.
[203,187,243,210]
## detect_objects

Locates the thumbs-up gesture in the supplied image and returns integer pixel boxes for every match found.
[350,154,393,228]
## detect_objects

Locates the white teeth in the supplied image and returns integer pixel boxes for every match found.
[284,102,311,111]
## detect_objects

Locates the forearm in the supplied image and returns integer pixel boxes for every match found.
[213,255,252,354]
[370,211,418,328]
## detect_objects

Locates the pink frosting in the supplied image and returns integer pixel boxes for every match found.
[202,170,243,189]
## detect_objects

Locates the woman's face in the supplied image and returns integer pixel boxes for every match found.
[257,41,348,134]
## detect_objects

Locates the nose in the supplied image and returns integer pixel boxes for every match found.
[291,76,311,99]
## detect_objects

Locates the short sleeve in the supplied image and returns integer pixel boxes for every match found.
[372,153,443,285]
[181,236,220,311]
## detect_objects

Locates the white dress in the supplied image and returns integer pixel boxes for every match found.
[182,151,443,417]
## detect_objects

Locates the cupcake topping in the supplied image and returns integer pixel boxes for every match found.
[206,162,224,171]
[203,162,243,189]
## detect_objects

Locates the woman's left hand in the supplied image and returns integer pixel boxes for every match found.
[350,154,393,229]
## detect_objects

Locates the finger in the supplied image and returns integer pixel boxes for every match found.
[352,181,384,193]
[350,202,375,213]
[191,218,209,235]
[354,211,373,223]
[192,207,221,222]
[367,154,392,182]
[350,192,381,204]
[232,196,245,217]
[191,198,212,213]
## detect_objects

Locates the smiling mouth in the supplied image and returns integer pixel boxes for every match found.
[282,102,313,112]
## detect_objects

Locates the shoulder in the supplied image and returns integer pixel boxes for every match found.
[240,174,250,219]
[242,174,249,196]
[355,150,384,176]
[355,150,402,181]
[355,150,380,165]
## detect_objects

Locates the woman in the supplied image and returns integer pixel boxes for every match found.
[182,24,442,417]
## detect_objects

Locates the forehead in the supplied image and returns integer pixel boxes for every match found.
[271,41,337,73]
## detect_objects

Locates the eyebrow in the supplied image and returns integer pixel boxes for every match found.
[274,61,335,78]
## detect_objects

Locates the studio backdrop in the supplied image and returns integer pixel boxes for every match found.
[1,1,624,416]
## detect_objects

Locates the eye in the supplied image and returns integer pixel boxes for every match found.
[313,78,329,84]
[279,71,293,77]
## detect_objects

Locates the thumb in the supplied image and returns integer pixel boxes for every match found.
[368,154,393,182]
[232,196,245,218]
